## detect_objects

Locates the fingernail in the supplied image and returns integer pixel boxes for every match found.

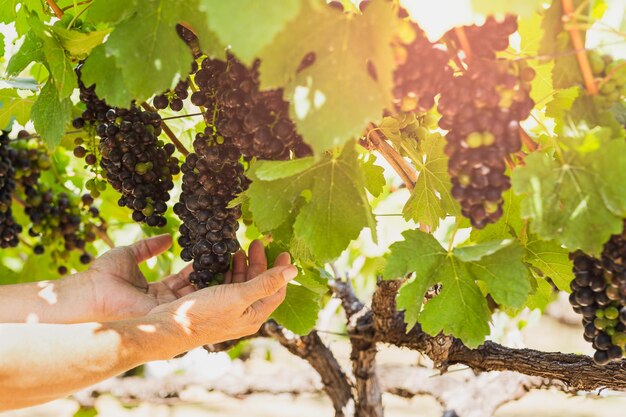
[282,265,298,281]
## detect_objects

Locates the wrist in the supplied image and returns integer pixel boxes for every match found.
[133,311,192,361]
[58,271,100,323]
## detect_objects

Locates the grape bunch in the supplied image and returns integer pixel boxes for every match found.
[392,21,453,112]
[0,131,21,248]
[191,54,312,160]
[74,76,180,227]
[9,131,52,189]
[569,223,626,365]
[587,51,626,110]
[438,41,535,228]
[446,15,519,59]
[152,78,190,112]
[23,187,101,272]
[174,132,248,288]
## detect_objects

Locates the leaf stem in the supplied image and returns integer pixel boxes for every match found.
[364,124,417,191]
[141,102,190,156]
[560,0,599,95]
[447,218,462,252]
[45,0,64,18]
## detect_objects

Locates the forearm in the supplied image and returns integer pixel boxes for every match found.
[0,318,179,411]
[0,274,95,324]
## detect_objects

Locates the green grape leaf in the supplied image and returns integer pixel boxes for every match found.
[6,30,44,76]
[360,154,385,197]
[403,136,457,229]
[471,0,544,17]
[201,0,301,64]
[383,230,446,280]
[526,273,556,311]
[462,241,530,308]
[597,140,626,215]
[31,79,72,148]
[512,133,626,255]
[386,230,531,346]
[396,276,434,329]
[271,284,322,335]
[0,89,34,129]
[81,46,131,107]
[470,189,522,243]
[86,0,138,24]
[259,0,397,153]
[545,86,579,127]
[0,0,16,24]
[27,16,77,98]
[518,13,553,110]
[93,0,220,103]
[296,268,329,295]
[524,236,572,291]
[254,156,317,181]
[248,142,376,262]
[418,258,491,348]
[49,26,110,61]
[293,145,377,261]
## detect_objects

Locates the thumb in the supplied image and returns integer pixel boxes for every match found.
[238,265,298,303]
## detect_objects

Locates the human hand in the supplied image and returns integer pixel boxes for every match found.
[83,234,196,322]
[145,241,296,356]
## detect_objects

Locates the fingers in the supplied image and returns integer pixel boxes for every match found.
[128,234,173,264]
[230,250,248,284]
[247,285,287,322]
[246,240,267,282]
[238,265,297,303]
[162,263,195,296]
[273,252,291,267]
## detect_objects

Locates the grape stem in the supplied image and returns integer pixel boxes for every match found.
[61,0,92,12]
[560,0,599,95]
[519,128,538,152]
[45,0,64,18]
[94,225,114,248]
[160,112,203,121]
[141,102,190,156]
[454,27,472,61]
[364,123,417,191]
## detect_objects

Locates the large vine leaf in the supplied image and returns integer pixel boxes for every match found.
[0,89,34,129]
[80,46,131,107]
[31,79,72,147]
[271,284,322,335]
[49,26,110,61]
[403,135,458,229]
[247,142,377,263]
[259,0,397,153]
[385,230,530,347]
[201,0,301,65]
[87,0,220,104]
[27,15,77,98]
[6,30,44,76]
[524,236,572,291]
[86,0,138,24]
[512,129,626,255]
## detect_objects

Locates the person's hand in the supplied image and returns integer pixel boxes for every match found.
[145,241,296,356]
[83,234,196,322]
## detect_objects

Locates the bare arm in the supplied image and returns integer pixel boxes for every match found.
[0,235,190,325]
[0,274,95,324]
[0,319,161,410]
[0,244,296,411]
